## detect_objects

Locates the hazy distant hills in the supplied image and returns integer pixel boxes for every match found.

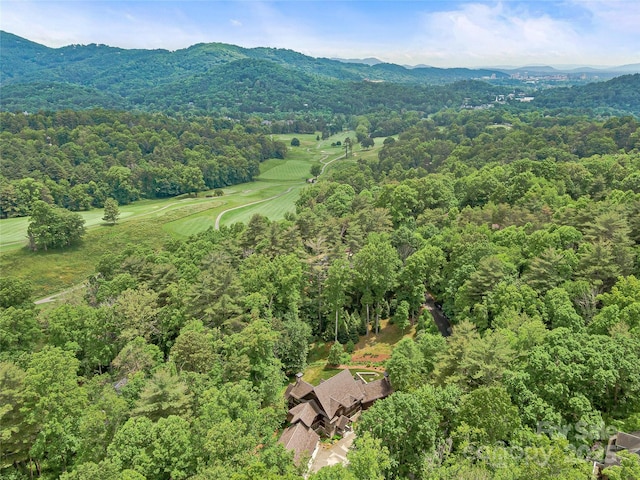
[330,57,640,75]
[0,31,509,114]
[1,31,639,117]
[0,31,507,88]
[331,57,383,66]
[482,64,640,75]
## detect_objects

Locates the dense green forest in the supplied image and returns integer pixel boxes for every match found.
[0,31,506,116]
[0,110,286,217]
[2,31,640,480]
[2,105,640,479]
[533,74,640,117]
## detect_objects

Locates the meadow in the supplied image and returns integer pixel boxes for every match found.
[0,132,376,299]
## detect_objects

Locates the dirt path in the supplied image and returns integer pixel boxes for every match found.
[34,283,86,305]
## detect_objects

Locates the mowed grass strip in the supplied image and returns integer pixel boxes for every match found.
[1,216,169,296]
[0,198,234,296]
[258,158,312,182]
[0,132,369,297]
[0,210,111,250]
[163,180,289,236]
[217,184,304,226]
[0,195,224,251]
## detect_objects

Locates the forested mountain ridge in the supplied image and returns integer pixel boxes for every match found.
[1,31,508,116]
[533,73,640,116]
[0,31,507,88]
[4,31,640,118]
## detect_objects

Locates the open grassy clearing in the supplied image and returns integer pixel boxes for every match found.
[0,131,384,298]
[302,319,415,384]
[163,181,290,236]
[0,195,225,252]
[257,158,312,182]
[302,365,386,386]
[216,184,304,226]
[0,199,228,296]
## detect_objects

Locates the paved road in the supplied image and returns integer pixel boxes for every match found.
[319,152,345,175]
[424,292,453,337]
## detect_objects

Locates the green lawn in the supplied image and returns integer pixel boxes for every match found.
[302,319,415,384]
[217,184,304,225]
[302,365,385,386]
[0,131,384,299]
[0,200,217,296]
[0,195,225,252]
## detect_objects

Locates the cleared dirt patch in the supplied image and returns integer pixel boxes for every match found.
[350,353,390,363]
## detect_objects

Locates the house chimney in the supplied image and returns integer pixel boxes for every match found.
[295,372,303,384]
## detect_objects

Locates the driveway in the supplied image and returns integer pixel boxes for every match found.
[309,431,355,473]
[424,292,452,337]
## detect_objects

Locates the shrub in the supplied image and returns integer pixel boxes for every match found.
[328,342,344,366]
[345,340,355,354]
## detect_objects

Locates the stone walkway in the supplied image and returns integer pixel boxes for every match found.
[309,431,355,473]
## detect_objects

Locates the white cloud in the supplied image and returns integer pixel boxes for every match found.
[394,1,639,67]
[411,2,585,67]
[0,1,206,50]
[1,0,637,67]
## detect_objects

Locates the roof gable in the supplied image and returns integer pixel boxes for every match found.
[314,369,365,419]
[362,377,392,403]
[278,423,319,464]
[288,400,321,427]
[617,432,640,452]
[285,378,314,400]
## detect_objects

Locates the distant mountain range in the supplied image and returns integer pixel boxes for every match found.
[329,57,640,74]
[0,31,508,88]
[0,30,512,114]
[330,57,383,66]
[1,31,510,115]
[1,31,639,117]
[493,64,640,75]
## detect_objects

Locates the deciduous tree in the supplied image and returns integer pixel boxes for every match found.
[27,200,86,251]
[102,197,120,225]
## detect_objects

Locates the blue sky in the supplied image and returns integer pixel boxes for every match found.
[2,1,638,67]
